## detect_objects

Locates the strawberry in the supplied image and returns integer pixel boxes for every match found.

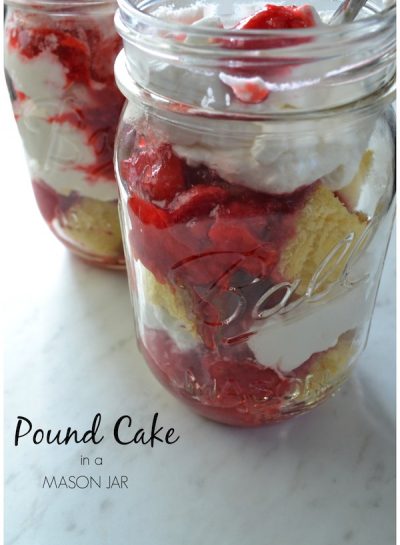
[203,352,288,408]
[32,180,59,223]
[237,4,317,31]
[128,194,170,229]
[121,153,151,192]
[142,145,186,202]
[10,26,91,83]
[124,144,186,202]
[208,220,261,253]
[219,4,319,84]
[170,185,230,222]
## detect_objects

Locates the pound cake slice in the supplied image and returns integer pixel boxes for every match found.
[59,197,123,257]
[278,183,367,296]
[144,268,199,339]
[295,333,355,403]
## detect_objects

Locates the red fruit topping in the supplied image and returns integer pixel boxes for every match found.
[124,144,186,202]
[32,180,60,222]
[219,74,270,104]
[8,20,121,85]
[174,252,242,287]
[10,27,91,83]
[125,128,316,349]
[237,4,317,31]
[185,218,213,247]
[16,91,28,102]
[128,194,170,229]
[243,244,279,277]
[170,185,230,222]
[141,328,292,426]
[209,221,261,253]
[183,163,227,187]
[207,356,285,405]
[218,4,318,95]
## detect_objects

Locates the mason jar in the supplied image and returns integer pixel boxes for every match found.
[114,0,395,426]
[4,0,125,268]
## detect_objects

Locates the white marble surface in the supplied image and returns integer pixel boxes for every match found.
[3,90,396,545]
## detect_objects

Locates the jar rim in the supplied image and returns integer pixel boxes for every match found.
[5,0,116,7]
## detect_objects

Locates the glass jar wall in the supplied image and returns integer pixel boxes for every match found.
[5,0,125,268]
[114,0,395,425]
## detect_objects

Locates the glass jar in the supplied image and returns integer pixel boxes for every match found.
[4,0,125,269]
[114,0,395,426]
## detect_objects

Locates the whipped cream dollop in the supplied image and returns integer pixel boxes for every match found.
[168,115,372,195]
[247,281,369,372]
[247,219,386,371]
[120,1,377,194]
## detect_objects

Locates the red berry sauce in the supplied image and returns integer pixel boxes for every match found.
[123,129,317,425]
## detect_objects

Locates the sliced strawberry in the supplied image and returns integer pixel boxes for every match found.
[142,145,186,202]
[128,194,170,229]
[170,185,230,222]
[122,153,150,192]
[219,4,319,82]
[56,33,90,83]
[171,218,213,254]
[10,26,91,84]
[163,233,196,272]
[124,144,185,202]
[32,180,59,223]
[217,196,276,239]
[209,220,261,253]
[219,74,270,104]
[186,218,213,245]
[237,4,317,31]
[175,252,241,286]
[242,244,279,277]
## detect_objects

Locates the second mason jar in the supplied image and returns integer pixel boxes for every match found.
[114,0,395,426]
[5,0,125,268]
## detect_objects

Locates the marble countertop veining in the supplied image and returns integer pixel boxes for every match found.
[3,93,395,545]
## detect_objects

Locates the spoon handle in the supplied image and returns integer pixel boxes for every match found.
[329,0,367,24]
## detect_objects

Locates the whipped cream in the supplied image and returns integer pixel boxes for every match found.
[247,216,386,371]
[247,281,368,373]
[15,111,118,201]
[5,12,119,202]
[169,116,372,195]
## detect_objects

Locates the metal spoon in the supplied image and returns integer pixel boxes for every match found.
[329,0,368,24]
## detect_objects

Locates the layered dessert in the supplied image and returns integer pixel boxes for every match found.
[5,3,125,267]
[116,2,386,425]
